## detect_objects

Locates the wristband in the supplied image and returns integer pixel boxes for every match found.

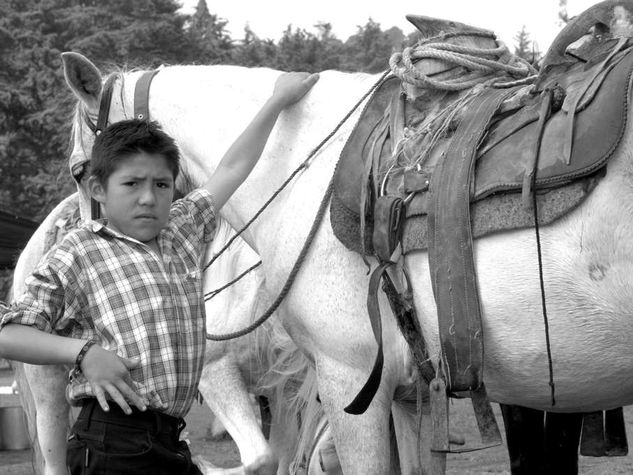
[74,339,97,375]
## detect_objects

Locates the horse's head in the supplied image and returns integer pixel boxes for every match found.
[62,52,137,219]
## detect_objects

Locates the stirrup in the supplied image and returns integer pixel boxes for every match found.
[429,378,502,453]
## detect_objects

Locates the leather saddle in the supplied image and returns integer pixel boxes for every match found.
[334,11,633,455]
[331,38,633,255]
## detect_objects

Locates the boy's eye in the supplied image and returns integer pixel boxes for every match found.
[123,181,137,186]
[156,182,171,189]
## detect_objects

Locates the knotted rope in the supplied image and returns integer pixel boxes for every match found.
[390,31,538,91]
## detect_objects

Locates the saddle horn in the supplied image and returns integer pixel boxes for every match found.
[406,15,494,38]
[540,0,633,76]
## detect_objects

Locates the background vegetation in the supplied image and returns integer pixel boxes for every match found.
[0,0,541,296]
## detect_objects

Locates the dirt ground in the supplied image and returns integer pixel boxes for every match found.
[3,399,633,474]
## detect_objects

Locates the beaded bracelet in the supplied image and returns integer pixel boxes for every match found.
[74,339,97,375]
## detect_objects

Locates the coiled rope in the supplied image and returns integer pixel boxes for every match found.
[390,31,537,91]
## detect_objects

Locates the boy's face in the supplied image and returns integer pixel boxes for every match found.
[90,152,175,245]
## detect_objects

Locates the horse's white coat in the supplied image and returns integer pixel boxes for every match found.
[61,56,633,473]
[12,194,80,475]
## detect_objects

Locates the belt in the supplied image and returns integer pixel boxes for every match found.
[77,399,185,439]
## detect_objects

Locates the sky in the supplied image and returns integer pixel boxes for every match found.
[181,0,600,51]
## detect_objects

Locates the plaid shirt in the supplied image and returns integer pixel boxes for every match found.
[1,189,215,418]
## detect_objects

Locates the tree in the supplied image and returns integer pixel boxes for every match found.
[188,0,233,63]
[513,25,541,65]
[342,19,397,73]
[230,25,278,68]
[558,0,570,26]
[0,0,197,221]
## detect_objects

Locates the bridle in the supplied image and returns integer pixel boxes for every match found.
[77,70,160,219]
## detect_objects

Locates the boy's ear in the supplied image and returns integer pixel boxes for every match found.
[88,176,106,204]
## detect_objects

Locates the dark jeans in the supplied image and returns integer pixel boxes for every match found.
[67,399,203,475]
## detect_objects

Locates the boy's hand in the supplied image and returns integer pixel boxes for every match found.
[80,345,147,415]
[271,72,320,108]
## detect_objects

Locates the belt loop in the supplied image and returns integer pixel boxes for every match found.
[154,410,162,435]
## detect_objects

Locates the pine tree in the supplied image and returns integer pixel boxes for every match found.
[188,0,233,63]
[514,25,532,60]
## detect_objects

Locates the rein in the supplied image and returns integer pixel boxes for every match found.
[205,70,391,341]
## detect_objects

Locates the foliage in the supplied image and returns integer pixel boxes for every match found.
[513,25,541,65]
[188,0,233,64]
[1,1,410,229]
[342,18,400,73]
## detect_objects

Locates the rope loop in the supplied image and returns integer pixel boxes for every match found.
[390,32,537,91]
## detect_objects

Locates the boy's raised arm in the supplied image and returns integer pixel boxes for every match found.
[203,71,319,210]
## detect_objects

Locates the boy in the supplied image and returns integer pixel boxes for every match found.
[0,71,318,474]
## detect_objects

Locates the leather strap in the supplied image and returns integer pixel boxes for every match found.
[134,70,160,121]
[427,87,518,391]
[90,74,120,220]
[89,70,160,220]
[372,195,404,262]
[94,74,119,135]
[344,261,390,415]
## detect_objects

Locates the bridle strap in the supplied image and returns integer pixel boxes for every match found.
[134,70,160,121]
[94,74,120,135]
[88,70,160,220]
[90,74,119,220]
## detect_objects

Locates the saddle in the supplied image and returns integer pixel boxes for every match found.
[332,39,633,256]
[333,11,633,455]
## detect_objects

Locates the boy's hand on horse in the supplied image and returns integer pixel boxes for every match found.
[271,72,320,108]
[80,344,148,415]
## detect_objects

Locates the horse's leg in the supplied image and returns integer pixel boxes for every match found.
[13,362,45,474]
[544,412,582,475]
[391,401,421,474]
[198,352,276,475]
[500,404,546,475]
[267,407,299,475]
[24,363,70,475]
[315,355,393,475]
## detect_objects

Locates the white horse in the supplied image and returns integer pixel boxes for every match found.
[62,51,450,473]
[12,191,344,475]
[61,30,633,472]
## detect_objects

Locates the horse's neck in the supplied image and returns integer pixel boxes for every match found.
[145,66,378,252]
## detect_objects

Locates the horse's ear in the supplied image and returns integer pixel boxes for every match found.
[61,52,102,110]
[406,15,492,38]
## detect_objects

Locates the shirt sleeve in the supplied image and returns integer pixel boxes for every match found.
[0,247,75,334]
[169,188,217,246]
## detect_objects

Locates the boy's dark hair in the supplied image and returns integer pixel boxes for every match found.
[91,119,180,184]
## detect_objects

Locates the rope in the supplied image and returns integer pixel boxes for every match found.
[206,179,334,341]
[205,72,391,341]
[390,32,537,91]
[529,89,556,406]
[203,260,262,301]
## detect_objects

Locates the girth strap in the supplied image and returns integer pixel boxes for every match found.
[427,87,518,391]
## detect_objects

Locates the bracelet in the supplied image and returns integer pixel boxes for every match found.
[74,339,97,375]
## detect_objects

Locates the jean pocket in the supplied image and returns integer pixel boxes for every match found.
[101,424,153,457]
